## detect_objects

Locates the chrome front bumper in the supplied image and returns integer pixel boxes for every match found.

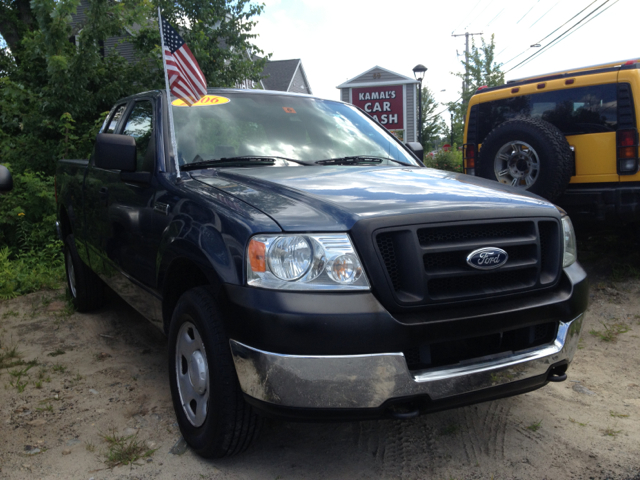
[229,314,584,409]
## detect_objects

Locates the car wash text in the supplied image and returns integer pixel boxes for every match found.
[352,85,404,130]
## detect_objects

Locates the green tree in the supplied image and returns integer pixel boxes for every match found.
[0,0,269,175]
[446,34,504,146]
[419,85,446,152]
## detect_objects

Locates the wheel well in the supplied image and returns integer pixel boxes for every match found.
[162,258,220,334]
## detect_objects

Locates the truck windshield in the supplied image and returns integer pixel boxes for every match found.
[171,92,420,167]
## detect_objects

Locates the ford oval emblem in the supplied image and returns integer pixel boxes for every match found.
[466,247,509,270]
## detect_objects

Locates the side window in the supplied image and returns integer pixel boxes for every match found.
[122,101,154,172]
[105,104,127,134]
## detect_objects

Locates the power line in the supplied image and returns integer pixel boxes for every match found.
[451,0,483,35]
[462,0,496,32]
[505,0,611,73]
[486,7,507,27]
[501,0,599,67]
[529,0,564,28]
[536,0,598,43]
[517,0,540,24]
[513,0,620,72]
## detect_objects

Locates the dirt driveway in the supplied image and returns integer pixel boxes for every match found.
[1,230,640,480]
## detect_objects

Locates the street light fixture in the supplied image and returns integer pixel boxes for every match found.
[413,64,428,145]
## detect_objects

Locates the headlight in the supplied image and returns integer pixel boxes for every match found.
[561,216,577,267]
[247,234,369,290]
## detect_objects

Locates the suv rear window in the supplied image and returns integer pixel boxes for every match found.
[477,84,617,140]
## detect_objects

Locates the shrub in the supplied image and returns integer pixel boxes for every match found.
[0,167,64,299]
[423,148,464,173]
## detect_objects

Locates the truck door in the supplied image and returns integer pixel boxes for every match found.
[86,98,163,323]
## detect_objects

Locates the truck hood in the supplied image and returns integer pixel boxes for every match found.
[190,166,558,231]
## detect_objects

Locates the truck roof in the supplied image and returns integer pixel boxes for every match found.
[506,57,640,84]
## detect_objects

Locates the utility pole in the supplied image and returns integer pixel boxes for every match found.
[451,32,483,98]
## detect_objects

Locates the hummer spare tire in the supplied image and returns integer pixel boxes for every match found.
[476,117,573,202]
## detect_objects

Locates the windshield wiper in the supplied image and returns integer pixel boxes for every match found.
[181,155,308,171]
[315,156,409,166]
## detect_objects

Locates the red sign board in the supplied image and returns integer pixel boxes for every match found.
[351,85,404,130]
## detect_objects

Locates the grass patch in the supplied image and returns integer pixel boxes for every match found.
[52,363,67,374]
[569,417,589,427]
[0,245,64,300]
[0,342,21,370]
[610,411,630,418]
[526,420,542,432]
[36,403,53,413]
[589,321,631,342]
[48,349,66,357]
[100,429,156,468]
[601,427,622,437]
[1,310,19,319]
[8,361,37,392]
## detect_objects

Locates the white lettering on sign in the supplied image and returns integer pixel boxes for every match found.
[364,102,372,112]
[383,102,391,112]
[358,91,397,101]
[372,103,382,112]
[373,114,399,125]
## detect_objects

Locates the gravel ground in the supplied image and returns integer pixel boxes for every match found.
[1,228,639,480]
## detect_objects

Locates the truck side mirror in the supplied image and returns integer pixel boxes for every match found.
[405,142,424,161]
[0,165,13,193]
[95,133,137,172]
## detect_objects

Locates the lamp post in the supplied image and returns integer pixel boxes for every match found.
[413,64,427,145]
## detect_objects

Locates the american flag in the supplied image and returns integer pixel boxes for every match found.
[161,15,207,106]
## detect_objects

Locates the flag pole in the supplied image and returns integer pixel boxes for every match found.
[158,8,181,178]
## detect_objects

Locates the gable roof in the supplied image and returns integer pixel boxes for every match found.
[261,59,312,93]
[336,65,419,89]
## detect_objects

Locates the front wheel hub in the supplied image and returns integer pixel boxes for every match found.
[175,320,210,427]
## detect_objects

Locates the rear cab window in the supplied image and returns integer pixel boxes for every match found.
[476,84,618,140]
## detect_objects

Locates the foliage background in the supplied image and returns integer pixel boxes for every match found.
[0,0,269,297]
[446,35,504,146]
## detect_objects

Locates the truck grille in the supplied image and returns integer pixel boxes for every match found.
[374,219,561,305]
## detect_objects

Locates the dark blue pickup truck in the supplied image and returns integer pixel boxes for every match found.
[54,89,588,458]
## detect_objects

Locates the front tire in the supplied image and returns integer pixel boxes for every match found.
[168,287,261,458]
[476,118,573,202]
[64,234,104,312]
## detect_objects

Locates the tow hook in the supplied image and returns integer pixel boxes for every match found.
[548,365,568,383]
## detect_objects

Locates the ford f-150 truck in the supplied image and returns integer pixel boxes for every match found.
[55,89,588,459]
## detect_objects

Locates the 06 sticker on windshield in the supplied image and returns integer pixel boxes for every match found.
[172,95,230,107]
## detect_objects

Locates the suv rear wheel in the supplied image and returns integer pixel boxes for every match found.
[477,118,573,202]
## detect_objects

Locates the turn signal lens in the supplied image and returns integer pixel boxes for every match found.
[248,239,266,272]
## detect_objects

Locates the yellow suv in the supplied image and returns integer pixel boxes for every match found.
[463,58,640,223]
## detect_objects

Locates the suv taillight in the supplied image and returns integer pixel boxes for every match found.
[464,143,476,175]
[617,129,639,175]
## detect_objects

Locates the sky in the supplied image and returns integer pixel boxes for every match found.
[254,0,636,119]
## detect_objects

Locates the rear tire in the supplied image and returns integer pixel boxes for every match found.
[64,234,104,312]
[168,286,261,458]
[476,118,573,202]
